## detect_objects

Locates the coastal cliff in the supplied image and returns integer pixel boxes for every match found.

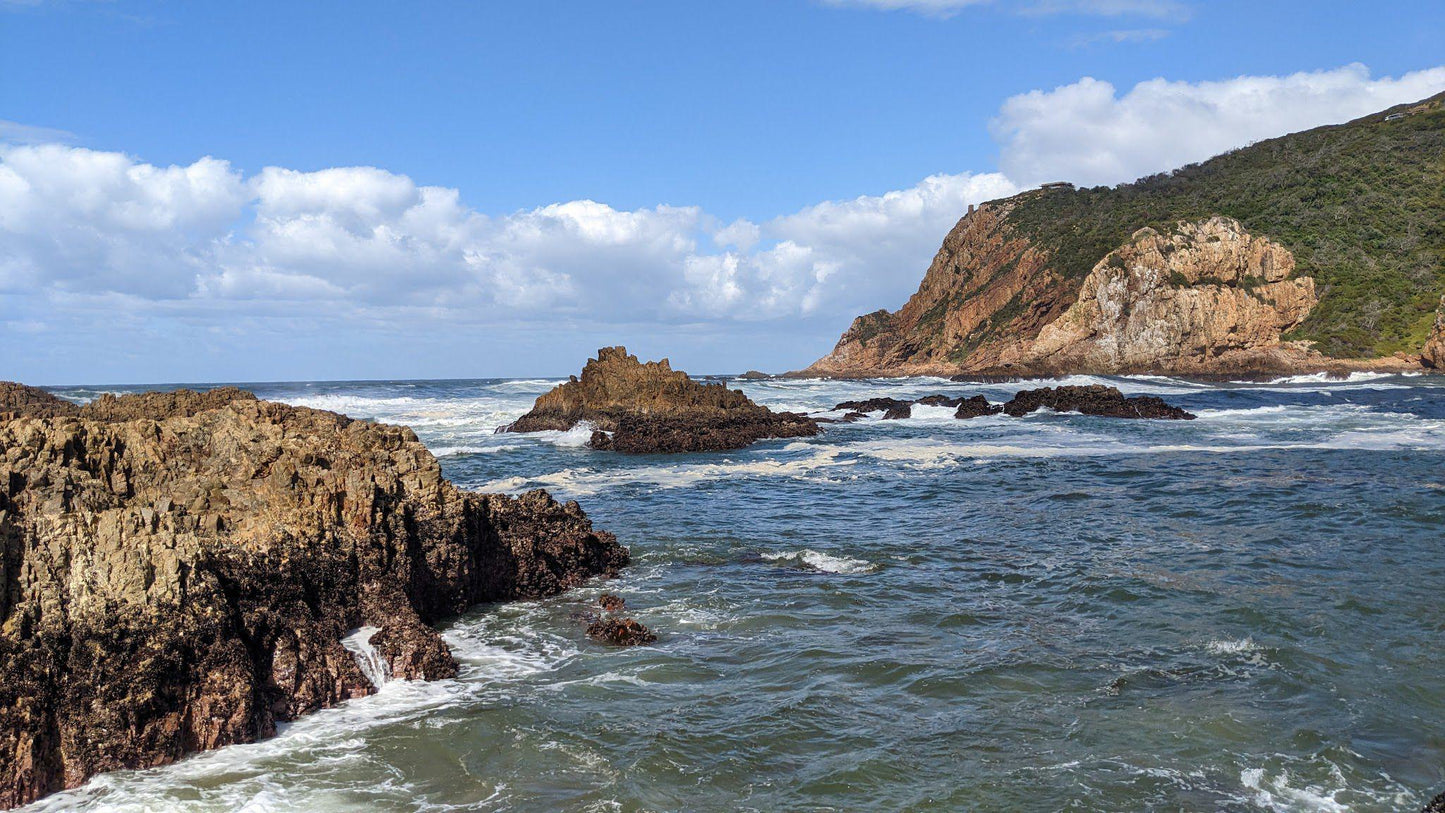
[804,92,1444,377]
[0,386,626,808]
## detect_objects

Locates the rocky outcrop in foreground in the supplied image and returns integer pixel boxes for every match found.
[826,386,1192,421]
[0,386,626,809]
[507,347,818,453]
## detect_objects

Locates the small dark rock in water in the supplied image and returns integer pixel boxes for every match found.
[882,403,913,420]
[915,394,964,408]
[599,593,626,613]
[590,411,817,454]
[954,395,1002,420]
[833,397,914,419]
[1002,385,1195,420]
[737,370,769,380]
[1423,790,1445,813]
[587,617,657,646]
[840,411,870,423]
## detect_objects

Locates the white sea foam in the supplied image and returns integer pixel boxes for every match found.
[1205,638,1260,656]
[762,549,878,574]
[339,626,390,689]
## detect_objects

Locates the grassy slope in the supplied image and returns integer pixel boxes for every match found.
[1000,93,1445,358]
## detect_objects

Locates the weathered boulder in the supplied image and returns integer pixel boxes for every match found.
[1001,385,1194,419]
[0,390,627,808]
[1423,789,1445,813]
[508,347,819,453]
[599,593,625,613]
[586,617,657,646]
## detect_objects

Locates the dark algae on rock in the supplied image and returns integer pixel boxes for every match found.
[0,386,627,808]
[507,347,818,453]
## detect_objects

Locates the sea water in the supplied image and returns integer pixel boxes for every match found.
[27,373,1445,811]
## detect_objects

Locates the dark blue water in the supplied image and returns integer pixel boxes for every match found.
[29,373,1445,811]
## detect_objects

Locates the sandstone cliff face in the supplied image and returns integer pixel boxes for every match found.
[1018,218,1317,374]
[0,390,626,808]
[802,204,1390,377]
[509,347,818,453]
[803,202,1070,377]
[1422,295,1445,369]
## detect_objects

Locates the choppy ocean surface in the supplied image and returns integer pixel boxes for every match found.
[28,372,1445,812]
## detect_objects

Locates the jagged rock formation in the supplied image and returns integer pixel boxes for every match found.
[0,383,78,420]
[803,93,1445,377]
[1000,385,1195,420]
[507,347,818,453]
[0,389,626,808]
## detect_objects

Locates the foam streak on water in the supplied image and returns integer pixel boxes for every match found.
[25,372,1445,812]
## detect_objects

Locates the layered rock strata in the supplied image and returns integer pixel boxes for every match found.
[507,347,818,453]
[0,387,626,808]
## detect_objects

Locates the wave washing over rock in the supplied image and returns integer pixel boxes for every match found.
[505,346,818,453]
[0,385,626,809]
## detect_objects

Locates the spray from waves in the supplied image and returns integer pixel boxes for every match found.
[340,627,390,689]
[19,603,582,813]
[761,549,878,574]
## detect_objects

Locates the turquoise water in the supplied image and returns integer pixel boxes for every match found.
[28,373,1445,811]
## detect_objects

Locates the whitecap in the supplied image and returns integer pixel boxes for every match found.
[762,549,878,574]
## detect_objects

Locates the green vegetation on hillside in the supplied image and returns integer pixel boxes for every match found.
[1001,94,1445,358]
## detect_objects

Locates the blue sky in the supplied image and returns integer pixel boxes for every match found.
[2,0,1444,383]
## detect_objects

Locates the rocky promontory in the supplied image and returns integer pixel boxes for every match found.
[506,347,818,453]
[801,94,1445,378]
[0,385,627,808]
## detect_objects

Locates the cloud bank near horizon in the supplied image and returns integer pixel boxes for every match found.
[3,63,1443,381]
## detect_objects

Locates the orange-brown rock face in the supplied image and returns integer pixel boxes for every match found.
[1422,296,1445,369]
[803,202,1070,377]
[0,390,626,809]
[1018,218,1318,374]
[509,347,818,453]
[801,204,1402,377]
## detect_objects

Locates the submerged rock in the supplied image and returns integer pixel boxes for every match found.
[0,388,627,809]
[507,347,819,453]
[1001,385,1195,420]
[586,617,657,646]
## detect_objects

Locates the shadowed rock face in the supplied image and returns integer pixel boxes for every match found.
[1001,385,1195,420]
[0,390,627,809]
[953,396,1001,420]
[508,347,819,453]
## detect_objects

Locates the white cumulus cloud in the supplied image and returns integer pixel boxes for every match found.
[992,63,1445,187]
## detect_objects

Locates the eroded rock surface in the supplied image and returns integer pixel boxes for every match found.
[508,347,818,453]
[0,383,78,420]
[0,390,626,808]
[1021,218,1317,374]
[1001,385,1195,420]
[1422,295,1445,369]
[586,617,657,646]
